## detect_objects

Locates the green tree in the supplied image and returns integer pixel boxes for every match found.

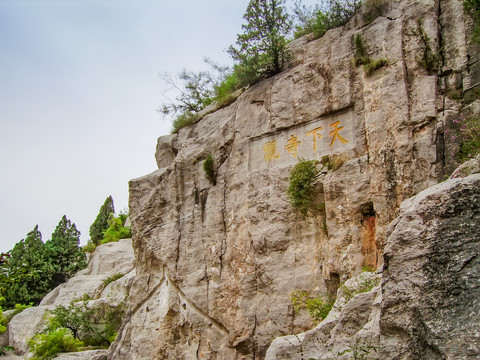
[89,196,115,246]
[46,216,87,288]
[228,0,292,84]
[293,0,363,39]
[2,226,53,308]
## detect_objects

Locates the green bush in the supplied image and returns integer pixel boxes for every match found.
[29,328,84,360]
[82,240,96,253]
[101,213,131,245]
[171,111,197,134]
[46,300,125,348]
[290,290,334,322]
[294,0,362,39]
[203,154,216,185]
[287,159,320,216]
[305,297,334,322]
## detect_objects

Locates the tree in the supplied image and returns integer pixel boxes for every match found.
[293,0,363,39]
[89,196,115,246]
[2,226,53,308]
[46,215,87,288]
[228,0,292,83]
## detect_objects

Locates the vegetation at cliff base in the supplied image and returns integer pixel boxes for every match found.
[29,300,125,359]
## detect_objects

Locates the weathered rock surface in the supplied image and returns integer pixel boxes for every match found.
[110,0,478,359]
[8,306,54,354]
[265,271,382,360]
[266,174,480,359]
[380,174,480,359]
[55,350,108,360]
[41,238,135,306]
[6,239,134,357]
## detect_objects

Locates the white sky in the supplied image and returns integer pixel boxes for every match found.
[0,0,319,253]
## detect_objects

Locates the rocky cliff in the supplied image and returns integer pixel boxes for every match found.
[109,0,479,359]
[265,168,480,359]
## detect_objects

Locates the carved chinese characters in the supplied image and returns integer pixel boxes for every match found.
[249,110,355,171]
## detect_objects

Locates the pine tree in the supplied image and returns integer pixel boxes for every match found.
[228,0,292,84]
[46,215,86,288]
[2,226,52,307]
[89,196,115,245]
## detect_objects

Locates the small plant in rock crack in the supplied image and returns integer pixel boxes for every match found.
[413,21,441,73]
[203,154,216,185]
[353,34,388,76]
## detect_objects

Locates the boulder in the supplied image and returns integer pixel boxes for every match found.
[8,306,54,354]
[41,238,134,306]
[380,174,480,359]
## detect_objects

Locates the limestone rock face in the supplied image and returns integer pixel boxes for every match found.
[265,271,382,360]
[380,174,480,359]
[266,174,480,359]
[40,238,135,306]
[111,0,477,358]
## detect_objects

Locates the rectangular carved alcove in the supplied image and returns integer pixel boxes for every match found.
[248,106,356,172]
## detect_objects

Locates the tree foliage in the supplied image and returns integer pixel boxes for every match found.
[1,217,86,309]
[228,0,292,82]
[293,0,362,39]
[46,216,86,288]
[101,212,131,244]
[47,300,125,347]
[89,196,115,246]
[1,226,53,308]
[160,59,235,134]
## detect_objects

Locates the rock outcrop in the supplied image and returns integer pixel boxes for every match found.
[4,239,134,358]
[110,0,478,358]
[265,271,382,360]
[266,173,480,359]
[380,173,480,359]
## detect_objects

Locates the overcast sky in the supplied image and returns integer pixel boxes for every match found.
[0,0,318,253]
